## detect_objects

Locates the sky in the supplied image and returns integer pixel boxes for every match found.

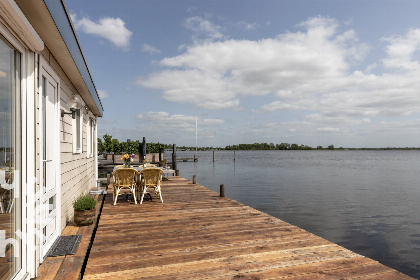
[66,0,420,148]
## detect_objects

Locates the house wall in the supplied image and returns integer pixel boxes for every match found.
[38,46,97,231]
[0,1,101,278]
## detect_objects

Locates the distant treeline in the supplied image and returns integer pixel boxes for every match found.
[97,135,420,153]
[224,143,334,150]
[224,143,420,150]
[98,134,173,154]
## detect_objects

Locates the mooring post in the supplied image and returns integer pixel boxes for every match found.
[234,150,236,162]
[159,143,162,162]
[172,144,177,171]
[192,175,196,184]
[106,173,111,190]
[213,150,215,162]
[220,184,225,197]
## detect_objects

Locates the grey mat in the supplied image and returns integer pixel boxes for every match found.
[46,235,83,257]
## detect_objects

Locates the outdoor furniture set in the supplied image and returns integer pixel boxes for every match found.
[112,166,165,205]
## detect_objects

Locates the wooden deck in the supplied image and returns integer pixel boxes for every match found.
[83,177,414,280]
[36,194,104,280]
[36,224,95,280]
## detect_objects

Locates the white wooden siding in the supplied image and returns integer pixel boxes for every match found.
[39,48,97,231]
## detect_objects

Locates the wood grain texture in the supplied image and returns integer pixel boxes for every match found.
[83,177,414,280]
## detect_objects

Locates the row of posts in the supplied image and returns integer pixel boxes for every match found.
[174,147,231,198]
[192,175,225,198]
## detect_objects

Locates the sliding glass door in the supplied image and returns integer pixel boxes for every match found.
[0,34,21,280]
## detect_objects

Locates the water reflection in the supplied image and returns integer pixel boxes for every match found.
[171,150,420,279]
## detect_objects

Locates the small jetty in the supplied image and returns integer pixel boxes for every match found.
[177,157,198,162]
[81,176,414,279]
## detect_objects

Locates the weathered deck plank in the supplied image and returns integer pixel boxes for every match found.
[84,177,414,280]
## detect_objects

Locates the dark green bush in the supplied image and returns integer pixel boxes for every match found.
[73,195,97,211]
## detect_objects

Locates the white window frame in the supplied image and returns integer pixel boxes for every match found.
[38,58,61,261]
[72,108,83,154]
[0,20,27,280]
[87,116,94,158]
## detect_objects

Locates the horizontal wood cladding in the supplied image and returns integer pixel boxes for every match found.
[57,60,96,231]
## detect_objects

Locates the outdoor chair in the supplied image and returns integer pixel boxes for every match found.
[139,168,164,204]
[112,168,138,205]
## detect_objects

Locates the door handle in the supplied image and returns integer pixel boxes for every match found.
[43,159,52,162]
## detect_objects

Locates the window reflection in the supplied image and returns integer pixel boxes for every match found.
[0,34,21,279]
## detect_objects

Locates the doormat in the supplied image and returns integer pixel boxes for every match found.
[46,235,83,257]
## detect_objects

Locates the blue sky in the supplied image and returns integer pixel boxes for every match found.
[66,0,420,148]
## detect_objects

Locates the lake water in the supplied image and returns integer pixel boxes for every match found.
[167,150,420,279]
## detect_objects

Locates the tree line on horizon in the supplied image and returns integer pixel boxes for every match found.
[224,143,336,150]
[97,135,420,152]
[97,134,173,154]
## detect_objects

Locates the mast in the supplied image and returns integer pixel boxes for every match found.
[195,116,198,156]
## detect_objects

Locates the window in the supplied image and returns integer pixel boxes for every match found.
[0,33,22,279]
[72,108,83,153]
[87,118,94,158]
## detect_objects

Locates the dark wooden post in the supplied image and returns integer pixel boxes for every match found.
[220,184,225,197]
[159,143,162,162]
[138,137,146,162]
[172,144,177,171]
[213,150,215,162]
[192,175,196,184]
[138,141,143,162]
[234,151,236,162]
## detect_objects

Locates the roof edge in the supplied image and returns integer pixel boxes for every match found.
[43,0,103,116]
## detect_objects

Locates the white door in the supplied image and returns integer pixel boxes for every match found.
[40,67,60,257]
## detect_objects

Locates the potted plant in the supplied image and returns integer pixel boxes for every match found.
[158,159,168,168]
[73,195,97,226]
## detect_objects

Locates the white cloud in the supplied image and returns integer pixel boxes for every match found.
[135,16,420,147]
[143,44,161,54]
[237,21,259,30]
[382,28,420,71]
[317,127,340,132]
[137,16,368,110]
[133,112,225,145]
[137,112,224,129]
[184,16,224,43]
[72,15,132,50]
[97,90,110,99]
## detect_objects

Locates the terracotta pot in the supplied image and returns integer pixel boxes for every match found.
[74,209,96,226]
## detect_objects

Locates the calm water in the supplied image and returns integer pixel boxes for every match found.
[168,150,420,279]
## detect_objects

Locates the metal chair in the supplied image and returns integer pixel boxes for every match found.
[139,168,164,204]
[112,168,138,205]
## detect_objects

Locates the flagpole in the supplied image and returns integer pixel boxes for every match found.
[195,116,197,156]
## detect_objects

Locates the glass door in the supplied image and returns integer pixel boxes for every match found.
[39,71,59,258]
[0,34,21,279]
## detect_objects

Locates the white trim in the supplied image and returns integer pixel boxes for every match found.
[0,22,28,280]
[38,57,61,260]
[0,0,43,51]
[87,116,94,158]
[72,108,83,154]
[0,20,25,54]
[25,52,37,278]
[94,118,98,181]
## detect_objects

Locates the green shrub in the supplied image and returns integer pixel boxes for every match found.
[73,195,97,211]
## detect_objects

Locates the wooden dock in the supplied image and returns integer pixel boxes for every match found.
[83,177,414,280]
